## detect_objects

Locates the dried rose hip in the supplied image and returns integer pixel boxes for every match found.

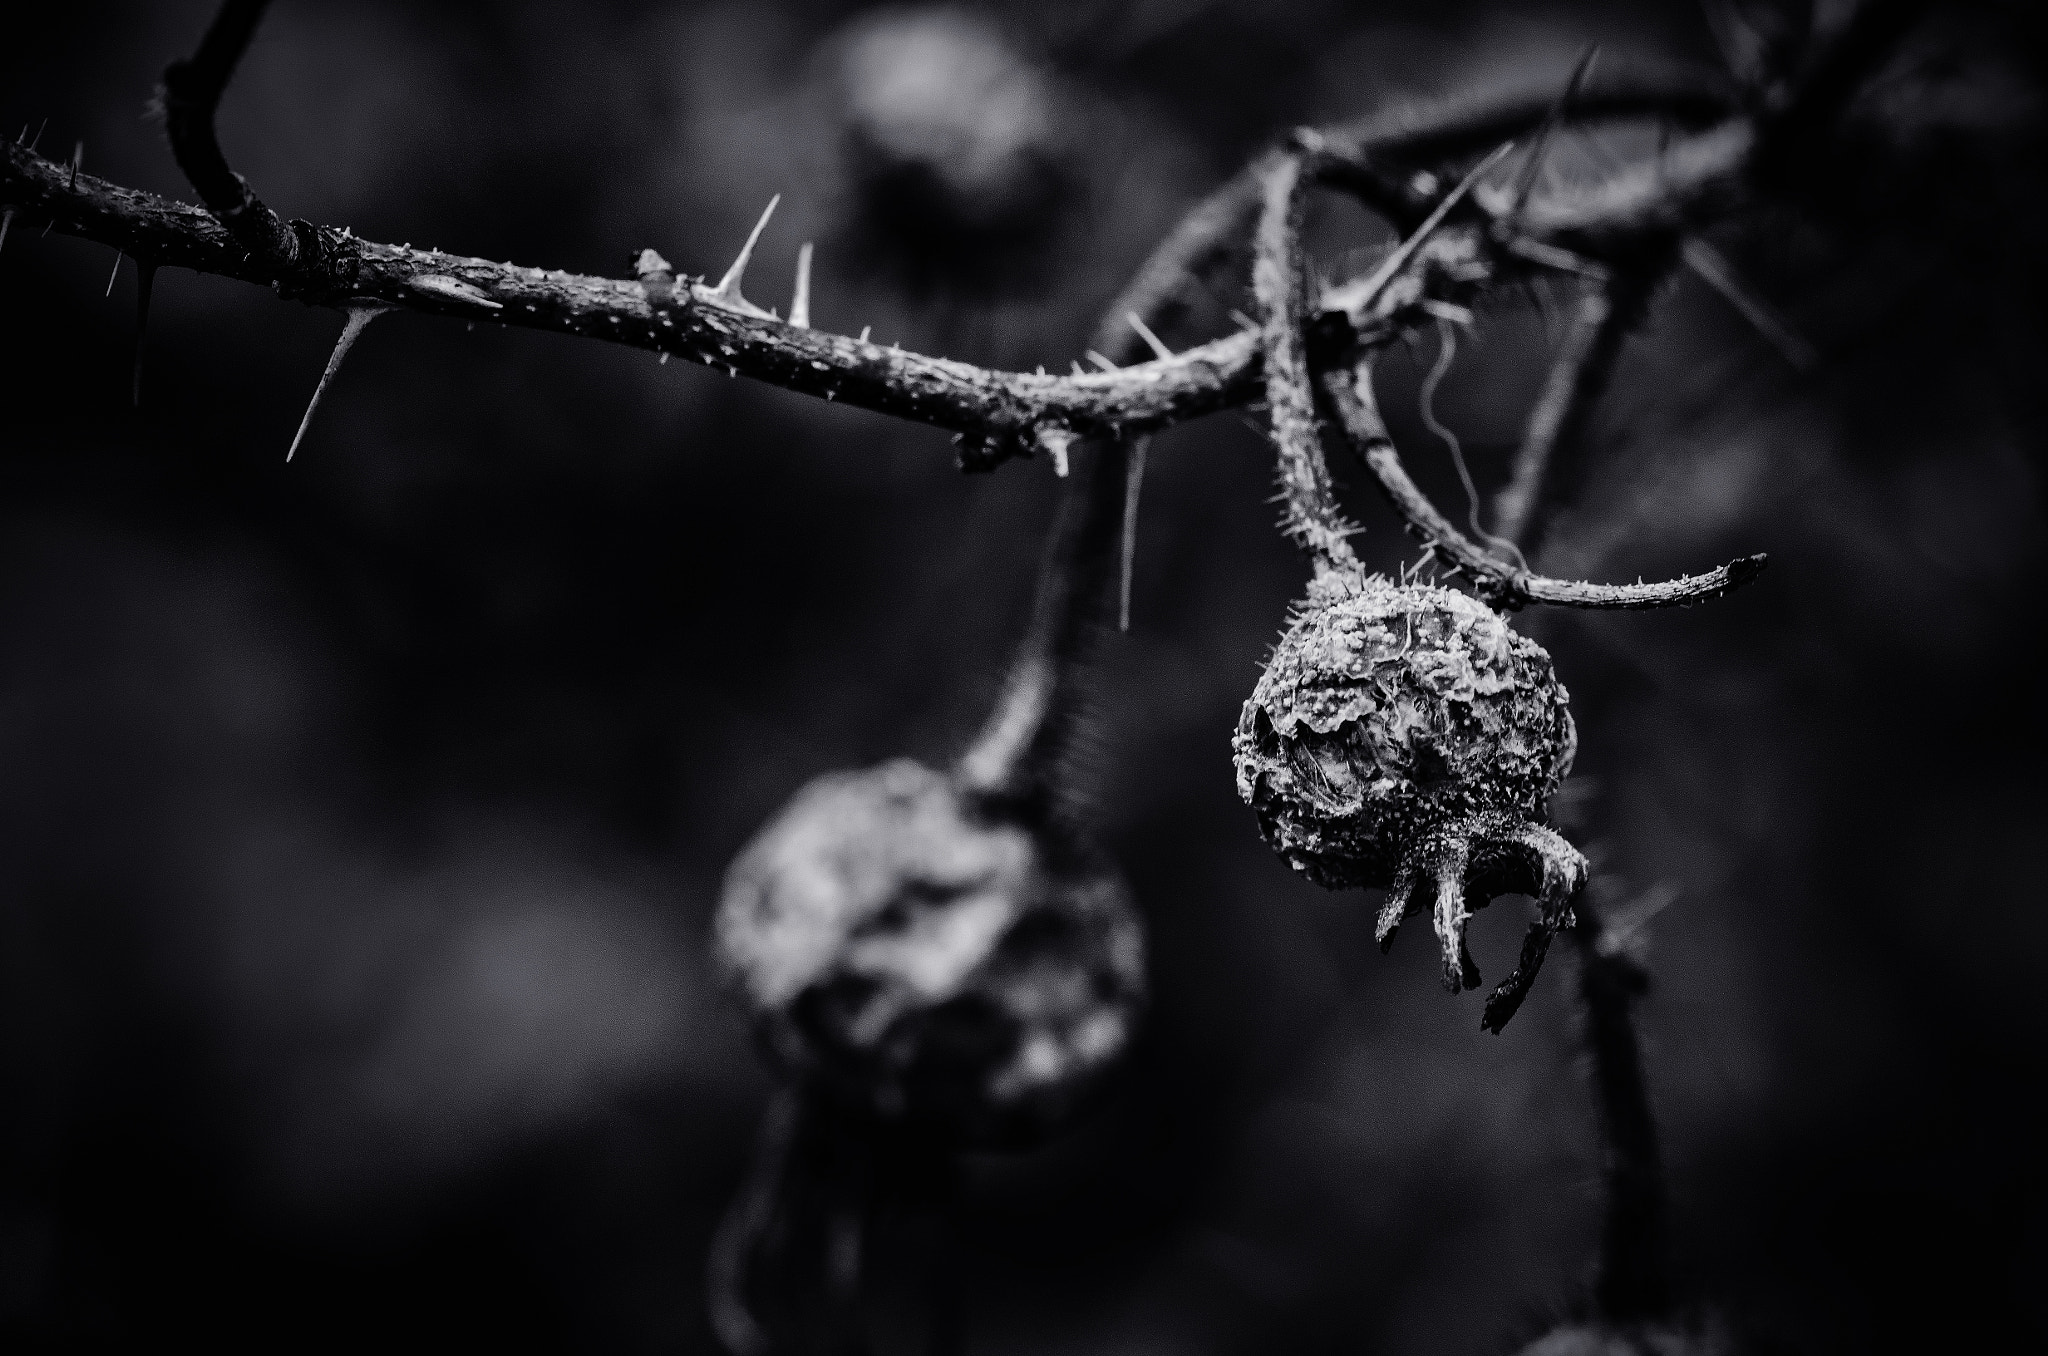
[717,758,1144,1146]
[1233,571,1587,1030]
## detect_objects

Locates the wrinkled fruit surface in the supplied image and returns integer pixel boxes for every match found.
[717,758,1145,1146]
[1233,572,1587,1030]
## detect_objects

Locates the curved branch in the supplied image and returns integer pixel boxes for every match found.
[1318,356,1766,610]
[1321,72,1737,191]
[157,0,304,272]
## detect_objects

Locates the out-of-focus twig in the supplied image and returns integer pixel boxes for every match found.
[1572,894,1670,1321]
[1490,276,1653,558]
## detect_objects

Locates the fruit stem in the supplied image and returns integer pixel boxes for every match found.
[1571,896,1670,1320]
[955,438,1129,815]
[1252,145,1362,576]
[958,138,1289,813]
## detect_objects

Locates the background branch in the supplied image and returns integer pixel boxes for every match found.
[1572,897,1670,1321]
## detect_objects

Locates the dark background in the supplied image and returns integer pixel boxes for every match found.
[2,1,2044,1351]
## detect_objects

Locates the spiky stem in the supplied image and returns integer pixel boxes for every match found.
[1253,146,1361,574]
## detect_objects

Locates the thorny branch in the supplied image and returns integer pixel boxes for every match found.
[2,3,1926,610]
[0,106,1749,449]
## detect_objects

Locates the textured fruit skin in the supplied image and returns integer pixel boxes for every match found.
[717,759,1145,1147]
[1232,572,1587,1028]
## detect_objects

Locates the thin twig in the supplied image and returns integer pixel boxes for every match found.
[708,1086,805,1356]
[1318,356,1766,609]
[1493,284,1619,548]
[1118,436,1149,633]
[1571,895,1669,1320]
[1681,236,1817,371]
[1322,140,1516,324]
[1507,45,1602,219]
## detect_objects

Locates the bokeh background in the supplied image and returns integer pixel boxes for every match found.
[2,1,2044,1351]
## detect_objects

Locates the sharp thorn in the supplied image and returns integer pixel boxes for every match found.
[1681,237,1817,371]
[28,118,46,151]
[1119,436,1150,632]
[1036,426,1074,477]
[0,208,13,257]
[1325,140,1516,320]
[1126,311,1174,362]
[789,241,812,329]
[287,306,387,463]
[1509,45,1600,218]
[713,194,780,302]
[104,249,122,297]
[1229,307,1259,332]
[133,261,156,407]
[1085,350,1118,372]
[1070,359,1086,376]
[68,140,83,191]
